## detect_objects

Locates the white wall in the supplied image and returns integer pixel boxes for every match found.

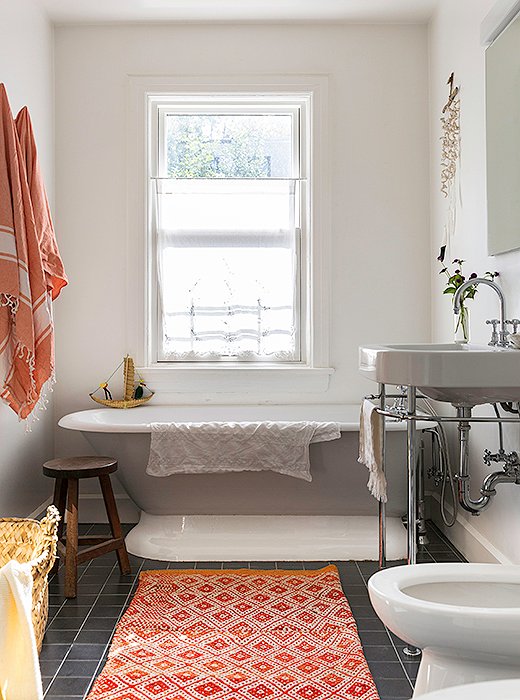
[429,0,520,563]
[0,0,55,516]
[54,23,430,460]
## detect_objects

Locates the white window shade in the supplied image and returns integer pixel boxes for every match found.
[155,178,300,362]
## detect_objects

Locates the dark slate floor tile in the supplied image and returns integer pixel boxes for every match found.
[374,678,413,698]
[89,604,122,617]
[364,645,403,663]
[219,562,248,569]
[66,644,108,660]
[357,561,380,577]
[98,583,134,594]
[39,644,70,661]
[43,630,77,645]
[359,630,392,646]
[58,659,100,677]
[353,616,387,631]
[141,559,170,570]
[274,561,305,570]
[368,661,409,679]
[95,593,129,603]
[249,562,276,570]
[46,676,92,695]
[75,629,113,644]
[48,618,84,631]
[63,595,98,606]
[348,604,378,617]
[302,561,330,570]
[51,606,91,619]
[195,561,223,569]
[81,617,120,631]
[39,658,64,676]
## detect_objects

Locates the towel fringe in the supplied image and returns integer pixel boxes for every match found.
[0,293,19,314]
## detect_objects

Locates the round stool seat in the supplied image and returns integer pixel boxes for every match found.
[43,456,117,479]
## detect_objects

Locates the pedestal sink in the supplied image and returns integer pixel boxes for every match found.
[359,342,520,405]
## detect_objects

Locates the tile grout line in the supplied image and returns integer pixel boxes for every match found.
[44,559,119,698]
[45,523,97,628]
[82,558,146,699]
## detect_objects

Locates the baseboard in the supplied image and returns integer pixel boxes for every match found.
[429,493,512,564]
[78,494,140,523]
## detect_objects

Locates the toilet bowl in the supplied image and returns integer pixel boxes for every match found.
[417,678,520,699]
[367,563,520,697]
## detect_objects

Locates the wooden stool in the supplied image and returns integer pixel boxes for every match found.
[43,456,131,598]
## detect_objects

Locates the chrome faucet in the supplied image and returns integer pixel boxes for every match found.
[453,278,508,347]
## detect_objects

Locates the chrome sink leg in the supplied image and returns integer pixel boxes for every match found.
[379,383,386,569]
[407,385,418,565]
[404,385,421,658]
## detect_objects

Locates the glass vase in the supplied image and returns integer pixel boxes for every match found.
[454,305,470,344]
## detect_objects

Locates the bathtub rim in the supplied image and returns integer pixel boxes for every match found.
[58,403,429,433]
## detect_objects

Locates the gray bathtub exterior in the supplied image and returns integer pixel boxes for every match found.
[84,430,408,517]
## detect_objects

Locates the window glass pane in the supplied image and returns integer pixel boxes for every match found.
[166,114,293,178]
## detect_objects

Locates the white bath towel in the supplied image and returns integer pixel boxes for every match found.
[0,560,43,700]
[146,421,341,482]
[358,399,387,502]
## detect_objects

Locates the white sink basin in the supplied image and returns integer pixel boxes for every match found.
[359,343,520,405]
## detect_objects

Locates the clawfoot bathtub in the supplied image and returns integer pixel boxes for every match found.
[59,404,412,561]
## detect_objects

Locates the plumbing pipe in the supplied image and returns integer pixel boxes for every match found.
[456,406,520,514]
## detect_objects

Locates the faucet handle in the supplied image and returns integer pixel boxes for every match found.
[506,319,520,334]
[486,319,500,346]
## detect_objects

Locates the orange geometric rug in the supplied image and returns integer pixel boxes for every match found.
[87,565,380,700]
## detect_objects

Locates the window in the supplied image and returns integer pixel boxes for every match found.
[150,97,307,363]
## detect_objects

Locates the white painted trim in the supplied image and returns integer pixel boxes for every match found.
[126,74,332,397]
[28,496,53,520]
[429,494,513,564]
[481,0,520,45]
[140,365,333,393]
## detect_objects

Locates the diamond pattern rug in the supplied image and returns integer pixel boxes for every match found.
[87,566,380,700]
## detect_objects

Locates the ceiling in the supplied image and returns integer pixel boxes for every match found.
[38,0,437,25]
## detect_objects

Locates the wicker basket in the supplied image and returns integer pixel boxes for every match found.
[0,505,60,652]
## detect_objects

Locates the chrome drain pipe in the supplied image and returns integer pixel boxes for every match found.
[456,406,520,515]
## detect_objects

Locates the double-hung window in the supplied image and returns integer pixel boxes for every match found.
[150,96,308,364]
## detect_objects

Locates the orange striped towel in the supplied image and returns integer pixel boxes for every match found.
[15,107,67,301]
[0,84,56,418]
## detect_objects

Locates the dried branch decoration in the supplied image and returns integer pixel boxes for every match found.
[440,75,460,197]
[438,73,460,262]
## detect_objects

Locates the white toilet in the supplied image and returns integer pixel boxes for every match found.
[367,563,520,697]
[418,679,520,699]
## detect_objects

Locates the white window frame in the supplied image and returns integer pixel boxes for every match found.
[151,98,304,364]
[126,75,333,396]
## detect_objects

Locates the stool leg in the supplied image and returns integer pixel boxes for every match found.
[99,475,131,575]
[65,478,79,598]
[51,477,67,575]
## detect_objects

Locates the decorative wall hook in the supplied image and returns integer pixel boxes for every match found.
[442,72,460,113]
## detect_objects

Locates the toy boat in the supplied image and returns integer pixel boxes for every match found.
[89,356,154,408]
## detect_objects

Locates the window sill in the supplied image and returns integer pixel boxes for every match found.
[138,365,334,394]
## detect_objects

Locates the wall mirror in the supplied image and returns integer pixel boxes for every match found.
[485,1,520,255]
